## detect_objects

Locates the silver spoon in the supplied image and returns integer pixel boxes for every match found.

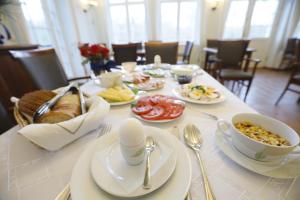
[184,124,215,200]
[143,136,156,189]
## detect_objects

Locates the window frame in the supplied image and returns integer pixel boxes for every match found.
[223,0,280,39]
[106,0,148,43]
[157,0,200,43]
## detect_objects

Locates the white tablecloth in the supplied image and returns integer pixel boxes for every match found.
[0,69,299,200]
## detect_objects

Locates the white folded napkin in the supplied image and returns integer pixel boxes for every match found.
[18,96,110,151]
[92,140,173,194]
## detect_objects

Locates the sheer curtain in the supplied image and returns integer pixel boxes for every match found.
[20,0,79,77]
[265,0,300,68]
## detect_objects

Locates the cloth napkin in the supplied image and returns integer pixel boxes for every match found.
[92,139,173,194]
[18,96,110,151]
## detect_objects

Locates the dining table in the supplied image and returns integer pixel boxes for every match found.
[0,65,299,200]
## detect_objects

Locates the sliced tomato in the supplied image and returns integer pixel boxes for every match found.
[141,106,165,120]
[136,96,151,107]
[169,105,184,119]
[149,95,168,105]
[132,105,152,115]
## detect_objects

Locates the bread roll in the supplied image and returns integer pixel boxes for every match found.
[37,94,81,124]
[19,90,56,117]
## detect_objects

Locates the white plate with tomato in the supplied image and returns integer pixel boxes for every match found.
[131,95,185,123]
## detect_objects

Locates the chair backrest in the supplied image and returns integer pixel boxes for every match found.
[0,101,13,134]
[285,38,298,55]
[217,40,249,69]
[10,48,69,90]
[207,39,219,48]
[112,43,138,65]
[182,41,193,63]
[295,39,300,63]
[145,42,178,64]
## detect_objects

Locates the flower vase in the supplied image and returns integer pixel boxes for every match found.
[90,59,107,76]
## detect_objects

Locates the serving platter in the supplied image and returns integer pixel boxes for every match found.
[172,88,226,105]
[215,129,300,179]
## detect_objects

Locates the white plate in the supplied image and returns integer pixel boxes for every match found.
[146,63,171,70]
[70,126,192,200]
[215,130,300,179]
[172,88,226,105]
[90,132,177,197]
[109,98,136,106]
[136,80,165,91]
[132,113,183,123]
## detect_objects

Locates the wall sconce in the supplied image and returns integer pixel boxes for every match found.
[80,0,98,12]
[208,0,222,11]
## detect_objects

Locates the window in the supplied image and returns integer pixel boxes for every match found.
[293,21,300,38]
[249,0,279,38]
[108,0,147,43]
[20,0,74,77]
[20,0,52,45]
[159,0,199,42]
[223,0,279,39]
[223,0,249,39]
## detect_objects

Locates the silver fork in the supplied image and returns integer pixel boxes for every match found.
[54,124,112,200]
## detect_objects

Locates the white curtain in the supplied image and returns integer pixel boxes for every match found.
[265,0,300,68]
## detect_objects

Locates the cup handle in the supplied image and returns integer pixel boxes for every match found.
[290,145,300,154]
[217,119,231,138]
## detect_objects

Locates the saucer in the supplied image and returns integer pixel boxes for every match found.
[70,126,192,200]
[90,135,176,197]
[215,130,300,179]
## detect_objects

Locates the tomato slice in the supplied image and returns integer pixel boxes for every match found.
[149,95,168,105]
[141,106,165,120]
[169,105,184,119]
[132,105,152,115]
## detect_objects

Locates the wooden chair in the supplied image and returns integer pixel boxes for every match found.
[177,41,193,64]
[205,39,219,73]
[145,42,178,64]
[10,48,90,90]
[276,39,300,105]
[213,40,260,101]
[0,45,39,123]
[279,38,298,69]
[112,43,138,65]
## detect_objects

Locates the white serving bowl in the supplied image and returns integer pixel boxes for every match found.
[217,113,300,162]
[122,62,137,73]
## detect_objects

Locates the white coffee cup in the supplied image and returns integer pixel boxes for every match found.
[122,62,137,73]
[217,113,300,161]
[100,72,122,88]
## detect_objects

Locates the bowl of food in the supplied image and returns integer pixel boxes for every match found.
[217,113,300,161]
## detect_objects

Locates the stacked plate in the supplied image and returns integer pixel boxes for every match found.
[70,126,192,200]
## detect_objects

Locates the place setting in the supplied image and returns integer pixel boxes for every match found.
[70,118,192,200]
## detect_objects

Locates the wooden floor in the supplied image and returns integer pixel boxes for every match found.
[225,68,300,134]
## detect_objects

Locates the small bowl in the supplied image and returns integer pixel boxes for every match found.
[176,75,193,85]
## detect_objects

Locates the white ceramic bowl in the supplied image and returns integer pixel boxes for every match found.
[122,62,137,73]
[217,113,300,161]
